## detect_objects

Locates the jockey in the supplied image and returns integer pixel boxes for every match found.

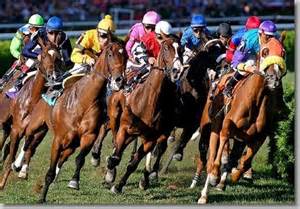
[225,16,261,63]
[223,20,279,98]
[215,22,232,48]
[181,14,211,65]
[124,20,173,92]
[42,14,120,106]
[0,14,44,89]
[5,16,72,99]
[125,10,160,60]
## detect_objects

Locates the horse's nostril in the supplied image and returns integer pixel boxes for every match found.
[115,76,123,83]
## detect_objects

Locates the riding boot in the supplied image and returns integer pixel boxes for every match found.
[134,64,150,83]
[223,71,244,98]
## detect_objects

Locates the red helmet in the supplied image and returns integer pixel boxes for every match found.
[245,16,261,29]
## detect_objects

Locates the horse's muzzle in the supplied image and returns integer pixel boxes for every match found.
[110,75,124,91]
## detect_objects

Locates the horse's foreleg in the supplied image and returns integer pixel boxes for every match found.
[68,133,96,190]
[0,128,21,189]
[111,140,156,193]
[231,137,266,183]
[91,123,109,167]
[39,137,62,203]
[190,124,210,188]
[19,129,48,179]
[0,120,12,153]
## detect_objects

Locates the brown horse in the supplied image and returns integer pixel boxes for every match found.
[0,38,62,189]
[0,70,22,163]
[197,37,287,204]
[103,37,184,193]
[38,42,127,203]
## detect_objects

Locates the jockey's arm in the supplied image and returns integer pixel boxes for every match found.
[61,38,73,69]
[10,31,23,59]
[126,29,139,58]
[22,38,39,59]
[70,33,94,65]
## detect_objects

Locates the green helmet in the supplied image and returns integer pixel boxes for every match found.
[28,14,44,27]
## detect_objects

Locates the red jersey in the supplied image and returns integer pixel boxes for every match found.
[141,32,160,59]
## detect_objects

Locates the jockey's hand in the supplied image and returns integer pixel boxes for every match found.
[37,54,42,61]
[87,58,95,66]
[129,56,135,62]
[148,57,156,65]
[244,65,256,73]
[207,68,216,81]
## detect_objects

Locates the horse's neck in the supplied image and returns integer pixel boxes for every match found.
[69,71,106,109]
[129,69,165,126]
[30,70,46,104]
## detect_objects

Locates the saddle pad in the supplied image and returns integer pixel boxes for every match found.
[62,73,85,89]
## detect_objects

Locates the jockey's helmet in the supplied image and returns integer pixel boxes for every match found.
[28,14,44,27]
[155,21,172,36]
[245,16,261,29]
[97,15,116,33]
[142,11,161,25]
[191,14,206,28]
[46,16,63,32]
[258,20,277,36]
[217,23,232,38]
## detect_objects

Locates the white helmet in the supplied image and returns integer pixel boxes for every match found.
[155,21,172,35]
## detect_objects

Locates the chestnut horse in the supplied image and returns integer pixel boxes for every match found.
[38,42,127,203]
[103,37,184,194]
[0,38,62,189]
[197,36,286,204]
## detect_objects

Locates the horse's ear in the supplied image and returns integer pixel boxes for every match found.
[279,31,287,46]
[37,36,46,49]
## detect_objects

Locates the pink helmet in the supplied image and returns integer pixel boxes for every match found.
[142,11,161,25]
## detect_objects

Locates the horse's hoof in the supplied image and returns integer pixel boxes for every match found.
[197,195,208,204]
[231,169,241,183]
[139,178,149,190]
[11,163,21,172]
[172,153,183,161]
[37,198,46,204]
[209,174,218,186]
[190,180,197,189]
[215,183,225,191]
[167,136,175,145]
[90,157,100,167]
[110,185,123,194]
[148,171,158,181]
[18,171,28,179]
[105,168,116,184]
[68,180,79,190]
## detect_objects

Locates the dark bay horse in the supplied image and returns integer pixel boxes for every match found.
[157,39,228,174]
[103,37,184,194]
[197,36,287,204]
[0,38,62,189]
[38,42,127,203]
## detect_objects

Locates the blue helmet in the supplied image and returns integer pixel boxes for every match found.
[191,14,206,27]
[46,16,63,31]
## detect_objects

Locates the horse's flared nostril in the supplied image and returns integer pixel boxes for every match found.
[115,76,123,83]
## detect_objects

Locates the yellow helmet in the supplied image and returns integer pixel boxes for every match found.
[97,15,116,33]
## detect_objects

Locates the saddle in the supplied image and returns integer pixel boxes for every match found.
[62,73,85,89]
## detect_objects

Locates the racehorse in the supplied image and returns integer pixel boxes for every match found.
[197,35,287,204]
[159,39,228,174]
[0,37,62,189]
[38,42,127,203]
[103,37,184,193]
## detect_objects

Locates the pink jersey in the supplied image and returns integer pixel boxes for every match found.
[125,22,146,57]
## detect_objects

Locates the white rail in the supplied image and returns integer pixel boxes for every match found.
[0,23,295,40]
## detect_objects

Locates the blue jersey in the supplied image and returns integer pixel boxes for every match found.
[231,27,247,47]
[180,26,210,49]
[231,29,260,68]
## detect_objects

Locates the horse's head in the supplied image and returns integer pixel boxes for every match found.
[157,36,183,82]
[37,37,62,82]
[96,42,127,91]
[259,37,286,90]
